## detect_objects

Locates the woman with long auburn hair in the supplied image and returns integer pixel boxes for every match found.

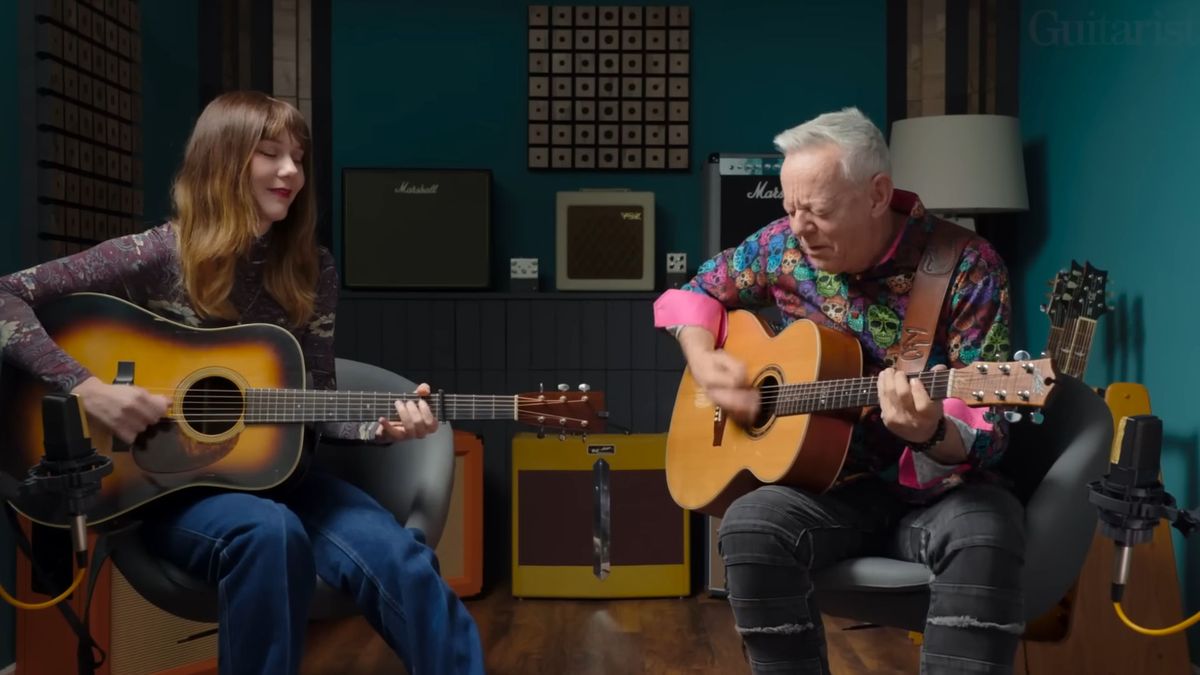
[0,91,484,674]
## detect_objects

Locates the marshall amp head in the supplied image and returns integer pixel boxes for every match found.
[342,168,491,289]
[703,153,785,257]
[555,189,655,291]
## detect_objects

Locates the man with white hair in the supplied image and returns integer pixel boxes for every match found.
[655,107,1023,673]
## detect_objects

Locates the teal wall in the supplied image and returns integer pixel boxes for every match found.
[330,0,886,286]
[1018,0,1200,661]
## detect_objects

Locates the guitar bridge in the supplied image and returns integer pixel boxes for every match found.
[712,406,726,447]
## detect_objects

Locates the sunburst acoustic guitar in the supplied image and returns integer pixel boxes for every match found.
[0,292,607,528]
[665,309,1058,517]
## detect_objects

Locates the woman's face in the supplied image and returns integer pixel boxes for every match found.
[250,133,305,233]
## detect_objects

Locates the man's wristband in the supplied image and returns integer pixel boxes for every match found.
[909,416,947,452]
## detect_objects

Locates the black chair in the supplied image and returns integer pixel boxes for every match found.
[811,375,1113,632]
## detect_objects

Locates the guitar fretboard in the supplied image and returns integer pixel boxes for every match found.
[1053,318,1096,379]
[772,371,951,416]
[233,390,517,423]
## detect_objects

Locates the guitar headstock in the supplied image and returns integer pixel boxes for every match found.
[949,354,1057,408]
[1042,260,1111,325]
[1077,261,1110,321]
[1042,269,1073,327]
[514,384,608,439]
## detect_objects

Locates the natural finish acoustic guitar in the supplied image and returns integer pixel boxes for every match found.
[665,309,1057,517]
[0,292,606,528]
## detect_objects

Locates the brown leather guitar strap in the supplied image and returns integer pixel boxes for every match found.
[896,218,972,373]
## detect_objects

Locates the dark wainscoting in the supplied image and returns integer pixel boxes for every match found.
[333,290,686,588]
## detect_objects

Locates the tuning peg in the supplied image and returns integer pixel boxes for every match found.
[539,382,545,394]
[559,429,566,441]
[557,383,569,392]
[1039,304,1048,313]
[537,425,545,439]
[1039,351,1048,358]
[1003,409,1023,423]
[983,410,998,424]
[1030,411,1045,425]
[578,383,591,392]
[1014,350,1031,361]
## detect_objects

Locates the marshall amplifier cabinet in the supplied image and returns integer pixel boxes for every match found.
[342,168,491,289]
[511,432,690,598]
[703,153,785,257]
[555,189,655,291]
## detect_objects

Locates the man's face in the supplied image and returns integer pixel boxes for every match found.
[780,144,889,274]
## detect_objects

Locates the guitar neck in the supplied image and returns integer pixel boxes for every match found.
[771,370,952,416]
[1051,318,1097,379]
[237,390,517,423]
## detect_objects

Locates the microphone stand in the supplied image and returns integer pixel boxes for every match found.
[2,392,115,674]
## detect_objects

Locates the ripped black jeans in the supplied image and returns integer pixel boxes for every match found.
[719,477,1026,674]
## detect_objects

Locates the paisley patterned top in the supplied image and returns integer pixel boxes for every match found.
[668,190,1013,503]
[0,223,376,441]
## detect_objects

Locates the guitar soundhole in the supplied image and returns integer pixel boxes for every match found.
[753,374,780,431]
[182,376,243,436]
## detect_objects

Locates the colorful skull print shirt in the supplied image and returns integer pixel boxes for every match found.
[654,190,1013,503]
[0,223,379,442]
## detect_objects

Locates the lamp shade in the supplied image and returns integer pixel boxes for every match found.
[888,114,1029,214]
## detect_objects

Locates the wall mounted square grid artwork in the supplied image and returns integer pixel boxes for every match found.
[527,5,691,171]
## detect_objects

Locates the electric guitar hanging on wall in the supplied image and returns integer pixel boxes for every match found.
[0,293,608,528]
[664,310,1058,517]
[1041,260,1110,378]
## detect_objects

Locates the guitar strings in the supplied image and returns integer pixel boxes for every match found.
[125,390,594,425]
[707,374,1024,407]
[155,411,599,425]
[692,370,1045,409]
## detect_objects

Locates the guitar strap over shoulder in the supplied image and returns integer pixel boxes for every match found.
[896,218,973,374]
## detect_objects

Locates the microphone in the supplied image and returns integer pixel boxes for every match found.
[1087,414,1200,604]
[28,393,113,566]
[1089,415,1167,601]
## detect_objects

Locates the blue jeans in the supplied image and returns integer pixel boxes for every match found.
[719,478,1026,674]
[141,468,485,675]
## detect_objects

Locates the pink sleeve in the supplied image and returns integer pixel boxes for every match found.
[653,289,728,346]
[943,398,993,431]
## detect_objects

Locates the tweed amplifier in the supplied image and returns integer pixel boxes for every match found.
[16,522,218,674]
[511,432,689,598]
[555,189,655,290]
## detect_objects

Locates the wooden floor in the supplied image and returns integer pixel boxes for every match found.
[300,586,922,674]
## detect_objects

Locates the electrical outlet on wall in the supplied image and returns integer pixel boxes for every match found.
[510,258,539,279]
[510,258,539,291]
[665,252,688,288]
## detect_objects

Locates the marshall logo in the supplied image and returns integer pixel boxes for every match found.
[620,211,643,221]
[587,444,616,455]
[394,182,439,195]
[746,180,784,200]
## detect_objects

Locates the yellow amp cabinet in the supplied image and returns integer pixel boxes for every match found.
[511,433,689,598]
